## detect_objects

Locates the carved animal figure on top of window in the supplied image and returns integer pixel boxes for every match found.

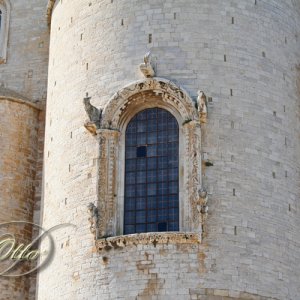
[139,51,155,78]
[197,90,208,124]
[83,93,103,135]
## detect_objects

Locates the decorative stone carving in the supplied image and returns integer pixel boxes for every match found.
[96,232,200,252]
[91,78,208,243]
[197,90,208,124]
[102,78,198,129]
[96,129,120,238]
[87,202,100,240]
[83,93,103,135]
[139,51,155,78]
[183,120,203,233]
[197,188,208,216]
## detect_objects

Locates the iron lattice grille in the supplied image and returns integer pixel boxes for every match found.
[124,108,179,234]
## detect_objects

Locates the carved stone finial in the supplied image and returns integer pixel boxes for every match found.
[83,93,103,135]
[139,51,155,78]
[197,90,208,124]
[197,188,208,216]
[87,202,100,240]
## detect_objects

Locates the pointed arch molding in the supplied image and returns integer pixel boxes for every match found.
[94,78,206,243]
[0,0,11,63]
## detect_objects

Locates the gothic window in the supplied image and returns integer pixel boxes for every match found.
[124,108,179,234]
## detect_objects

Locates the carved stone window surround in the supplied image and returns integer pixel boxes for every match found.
[94,78,205,242]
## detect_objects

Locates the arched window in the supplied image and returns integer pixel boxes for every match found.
[94,78,203,240]
[124,108,179,234]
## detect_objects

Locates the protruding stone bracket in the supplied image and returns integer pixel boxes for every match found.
[139,51,155,78]
[196,90,208,124]
[83,93,103,135]
[96,232,200,252]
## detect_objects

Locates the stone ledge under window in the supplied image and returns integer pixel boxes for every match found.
[96,232,201,252]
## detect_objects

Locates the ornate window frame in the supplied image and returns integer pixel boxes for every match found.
[92,77,207,242]
[0,0,10,63]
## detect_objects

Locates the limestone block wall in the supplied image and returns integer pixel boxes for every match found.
[39,0,300,299]
[0,98,40,300]
[0,0,49,102]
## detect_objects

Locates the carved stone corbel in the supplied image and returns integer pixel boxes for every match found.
[197,90,208,124]
[139,52,155,78]
[87,202,100,240]
[83,93,103,135]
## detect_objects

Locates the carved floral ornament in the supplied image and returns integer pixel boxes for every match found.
[84,77,209,247]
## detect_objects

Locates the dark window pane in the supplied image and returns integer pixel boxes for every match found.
[136,171,146,184]
[168,207,179,221]
[136,198,146,210]
[147,210,157,222]
[137,133,147,145]
[157,157,168,169]
[124,211,135,224]
[168,222,179,231]
[169,195,179,207]
[136,211,146,223]
[125,225,135,234]
[125,198,135,211]
[147,183,156,196]
[125,185,135,197]
[137,121,147,133]
[136,184,146,197]
[157,131,168,143]
[147,223,157,232]
[147,131,157,144]
[147,145,157,156]
[147,109,157,119]
[137,158,146,170]
[169,181,178,194]
[158,222,167,232]
[136,224,146,233]
[126,147,136,159]
[157,143,168,156]
[137,146,147,158]
[147,120,157,132]
[158,182,168,195]
[147,197,157,209]
[169,168,178,181]
[157,169,168,181]
[158,210,168,222]
[125,172,136,185]
[126,160,136,172]
[147,170,156,183]
[147,157,157,170]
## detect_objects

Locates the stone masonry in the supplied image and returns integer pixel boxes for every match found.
[0,0,300,299]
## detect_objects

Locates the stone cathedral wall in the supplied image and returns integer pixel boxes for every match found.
[39,0,300,299]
